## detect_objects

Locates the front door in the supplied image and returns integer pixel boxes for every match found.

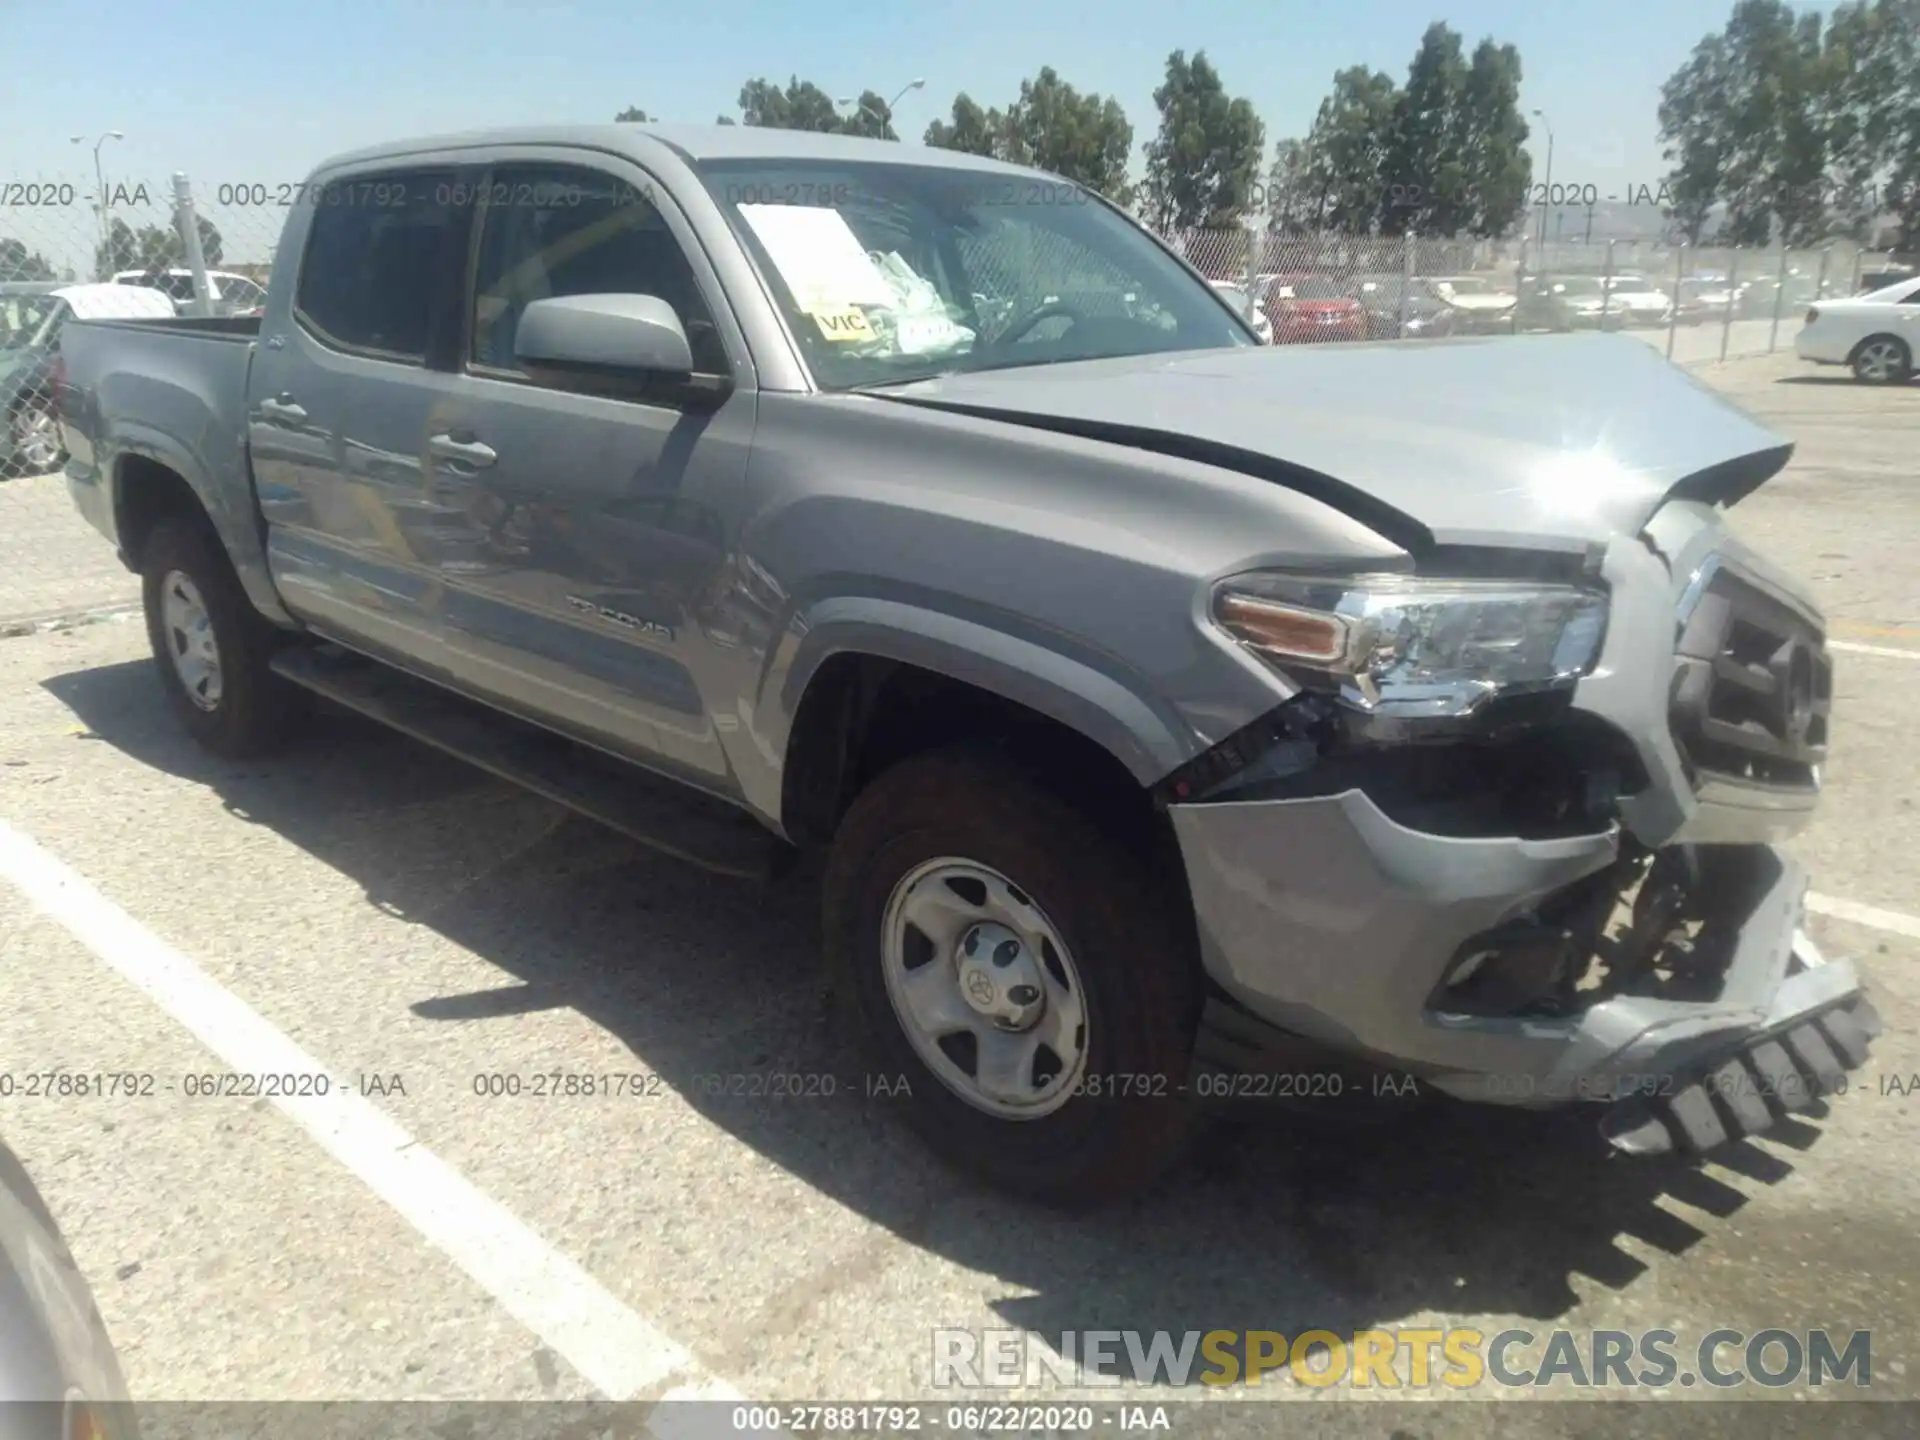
[425,157,757,796]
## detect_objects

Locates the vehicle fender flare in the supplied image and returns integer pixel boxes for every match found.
[770,594,1199,790]
[107,418,294,626]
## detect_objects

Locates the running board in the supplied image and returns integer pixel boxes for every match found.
[271,645,790,881]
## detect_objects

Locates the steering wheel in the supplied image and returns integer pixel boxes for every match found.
[989,299,1086,349]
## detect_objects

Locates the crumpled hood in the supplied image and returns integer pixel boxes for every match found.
[870,333,1792,553]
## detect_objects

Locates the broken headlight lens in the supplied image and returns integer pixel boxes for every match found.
[1214,573,1608,719]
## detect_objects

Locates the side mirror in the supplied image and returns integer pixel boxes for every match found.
[515,294,694,377]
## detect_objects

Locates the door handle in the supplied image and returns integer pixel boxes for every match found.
[430,432,497,469]
[258,396,307,425]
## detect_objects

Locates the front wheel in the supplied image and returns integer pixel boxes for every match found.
[1852,336,1913,385]
[6,395,64,477]
[141,516,299,757]
[824,749,1201,1205]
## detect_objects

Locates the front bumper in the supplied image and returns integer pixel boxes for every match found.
[1171,792,1875,1153]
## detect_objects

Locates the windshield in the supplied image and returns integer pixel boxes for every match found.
[1610,276,1651,291]
[1,296,62,349]
[1438,278,1488,295]
[695,158,1253,389]
[1555,277,1603,297]
[1270,276,1344,301]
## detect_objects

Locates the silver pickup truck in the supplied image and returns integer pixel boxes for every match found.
[55,124,1877,1202]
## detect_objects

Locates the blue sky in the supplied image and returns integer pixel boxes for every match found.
[2,0,1840,267]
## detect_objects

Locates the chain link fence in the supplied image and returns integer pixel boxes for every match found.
[1165,219,1911,365]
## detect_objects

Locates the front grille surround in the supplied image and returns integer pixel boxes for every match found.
[1669,557,1830,794]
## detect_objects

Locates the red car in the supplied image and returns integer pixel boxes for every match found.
[1261,274,1367,344]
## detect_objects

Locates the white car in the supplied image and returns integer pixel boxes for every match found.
[1428,276,1517,333]
[1600,275,1673,327]
[110,267,268,316]
[1209,281,1273,343]
[1795,275,1920,383]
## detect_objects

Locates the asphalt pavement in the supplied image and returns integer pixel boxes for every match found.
[0,348,1916,1435]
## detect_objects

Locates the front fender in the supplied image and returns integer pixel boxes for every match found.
[107,418,293,627]
[770,594,1202,793]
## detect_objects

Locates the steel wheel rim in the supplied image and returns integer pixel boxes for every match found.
[159,570,223,711]
[1858,341,1903,381]
[14,405,59,470]
[880,856,1089,1120]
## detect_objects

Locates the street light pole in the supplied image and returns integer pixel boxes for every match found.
[1530,108,1554,259]
[70,130,124,279]
[837,78,924,135]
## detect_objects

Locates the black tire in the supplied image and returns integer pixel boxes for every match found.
[140,515,298,757]
[824,747,1202,1205]
[5,393,64,478]
[1850,335,1913,385]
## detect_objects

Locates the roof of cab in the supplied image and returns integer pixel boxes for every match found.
[311,124,1043,180]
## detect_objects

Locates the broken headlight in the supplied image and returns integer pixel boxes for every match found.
[1213,572,1608,720]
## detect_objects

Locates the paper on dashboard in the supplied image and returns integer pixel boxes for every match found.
[739,204,893,310]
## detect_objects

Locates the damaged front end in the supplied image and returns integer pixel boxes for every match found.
[1161,508,1877,1158]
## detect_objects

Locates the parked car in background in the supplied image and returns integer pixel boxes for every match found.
[1208,281,1273,343]
[1599,275,1673,327]
[1517,276,1617,331]
[1796,273,1920,383]
[2,282,174,477]
[1345,275,1457,339]
[1673,278,1737,327]
[1426,275,1516,333]
[1736,273,1822,320]
[0,281,66,347]
[0,1136,138,1437]
[111,267,268,317]
[1260,274,1366,343]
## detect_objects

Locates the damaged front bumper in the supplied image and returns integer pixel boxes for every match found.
[1169,788,1878,1157]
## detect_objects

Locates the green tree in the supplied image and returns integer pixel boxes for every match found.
[923,71,1135,202]
[1656,0,1859,246]
[0,238,56,282]
[923,93,1002,157]
[93,218,139,278]
[613,106,653,122]
[838,90,898,140]
[1457,39,1532,238]
[95,217,224,280]
[1823,0,1920,246]
[1141,50,1265,231]
[1296,66,1402,234]
[1380,22,1471,235]
[736,76,839,130]
[1262,137,1317,234]
[998,68,1135,202]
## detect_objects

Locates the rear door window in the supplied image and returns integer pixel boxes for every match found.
[295,171,462,362]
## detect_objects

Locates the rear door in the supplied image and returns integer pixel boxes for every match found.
[251,167,478,669]
[422,154,758,793]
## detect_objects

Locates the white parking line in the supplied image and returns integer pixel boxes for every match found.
[0,818,732,1405]
[1807,892,1920,942]
[1831,640,1920,662]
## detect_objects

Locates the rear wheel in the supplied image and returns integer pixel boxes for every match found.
[824,749,1201,1205]
[141,516,299,757]
[1851,336,1913,385]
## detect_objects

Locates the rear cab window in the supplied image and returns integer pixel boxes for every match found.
[293,170,464,362]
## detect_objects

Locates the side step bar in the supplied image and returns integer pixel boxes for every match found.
[271,645,791,881]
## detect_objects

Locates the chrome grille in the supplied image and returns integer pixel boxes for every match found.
[1670,558,1830,791]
